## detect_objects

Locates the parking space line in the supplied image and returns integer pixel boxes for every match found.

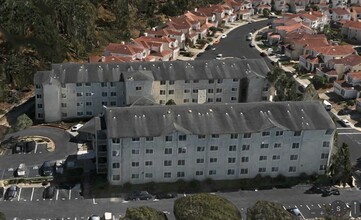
[93,197,97,204]
[1,169,5,179]
[295,205,306,220]
[34,144,38,154]
[17,188,22,201]
[306,205,310,210]
[282,206,286,210]
[30,188,34,201]
[318,204,321,208]
[69,189,71,200]
[56,189,59,200]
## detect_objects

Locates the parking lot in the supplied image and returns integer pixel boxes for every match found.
[1,143,48,156]
[1,185,84,202]
[0,165,42,180]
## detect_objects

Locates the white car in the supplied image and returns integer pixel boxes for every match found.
[16,163,26,177]
[55,160,64,174]
[71,123,83,132]
[340,119,351,127]
[216,54,223,60]
[221,34,227,39]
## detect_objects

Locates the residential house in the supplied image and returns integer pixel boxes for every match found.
[351,0,361,5]
[300,11,328,31]
[333,71,361,99]
[198,5,227,26]
[356,98,361,112]
[272,16,302,29]
[256,4,272,15]
[275,22,315,38]
[330,0,348,8]
[104,43,149,61]
[80,101,335,184]
[289,0,309,13]
[341,20,361,42]
[34,59,270,122]
[317,54,361,81]
[165,16,198,46]
[299,45,356,72]
[133,36,180,61]
[326,8,351,22]
[144,29,186,50]
[89,56,136,63]
[351,6,361,21]
[273,0,290,12]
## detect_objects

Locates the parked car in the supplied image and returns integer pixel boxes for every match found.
[277,55,290,62]
[216,54,223,60]
[260,52,267,57]
[249,42,255,47]
[155,192,178,200]
[16,163,26,177]
[322,188,340,197]
[287,207,301,217]
[40,161,53,176]
[304,185,325,194]
[55,160,64,174]
[88,215,101,220]
[5,185,19,201]
[338,108,352,115]
[71,123,83,132]
[43,186,56,199]
[221,34,227,39]
[340,119,351,127]
[0,187,4,198]
[125,191,152,201]
[213,40,220,45]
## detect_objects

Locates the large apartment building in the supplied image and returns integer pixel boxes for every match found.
[79,101,335,185]
[34,59,270,122]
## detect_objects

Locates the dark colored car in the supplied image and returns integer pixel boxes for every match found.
[43,186,56,199]
[322,188,340,197]
[304,185,327,194]
[155,192,178,200]
[277,55,291,62]
[40,161,53,176]
[125,191,152,201]
[260,52,267,57]
[5,185,19,200]
[338,108,352,115]
[0,187,4,198]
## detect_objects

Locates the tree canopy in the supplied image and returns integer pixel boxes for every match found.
[247,200,295,220]
[328,139,353,187]
[121,206,167,220]
[10,114,33,133]
[173,193,242,220]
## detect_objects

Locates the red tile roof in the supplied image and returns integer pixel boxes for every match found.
[313,45,355,56]
[348,71,361,79]
[331,8,350,16]
[342,20,361,29]
[105,43,137,55]
[330,54,361,66]
[352,6,361,14]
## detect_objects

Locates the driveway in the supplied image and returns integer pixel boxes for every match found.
[0,126,77,168]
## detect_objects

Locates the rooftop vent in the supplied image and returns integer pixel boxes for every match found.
[198,112,201,116]
[209,109,213,112]
[188,109,192,113]
[167,110,171,114]
[177,114,180,117]
[143,114,145,118]
[113,116,116,119]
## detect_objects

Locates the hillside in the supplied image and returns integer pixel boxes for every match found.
[0,0,222,105]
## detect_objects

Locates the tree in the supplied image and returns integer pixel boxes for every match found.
[0,212,5,220]
[174,193,242,220]
[328,141,353,187]
[247,201,295,220]
[262,9,270,18]
[10,114,33,133]
[121,206,167,220]
[311,75,328,90]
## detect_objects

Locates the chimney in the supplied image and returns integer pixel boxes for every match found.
[121,41,125,45]
[152,27,156,31]
[144,32,148,37]
[101,56,105,62]
[194,8,198,12]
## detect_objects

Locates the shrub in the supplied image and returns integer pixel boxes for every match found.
[122,206,167,220]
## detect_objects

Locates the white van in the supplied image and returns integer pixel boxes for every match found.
[246,33,253,41]
[323,100,332,111]
[71,123,83,132]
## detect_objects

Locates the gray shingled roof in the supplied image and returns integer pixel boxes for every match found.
[104,101,335,138]
[34,58,270,84]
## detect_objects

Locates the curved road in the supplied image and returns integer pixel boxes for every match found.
[1,126,77,167]
[197,19,273,68]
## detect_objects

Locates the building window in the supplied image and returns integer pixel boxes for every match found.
[208,89,214,93]
[110,101,116,106]
[217,79,223,84]
[259,168,266,173]
[86,102,92,106]
[289,166,296,172]
[259,156,267,161]
[319,165,327,171]
[131,162,139,167]
[325,129,333,135]
[272,155,280,160]
[184,99,189,103]
[145,173,153,178]
[210,146,218,151]
[160,81,166,85]
[262,131,270,136]
[323,141,330,147]
[242,145,250,151]
[112,138,120,143]
[197,146,205,152]
[36,84,41,89]
[37,104,43,108]
[165,136,172,142]
[227,169,235,175]
[196,171,203,176]
[86,111,92,115]
[294,131,302,136]
[233,78,239,82]
[276,131,283,136]
[228,157,236,163]
[192,99,198,103]
[164,160,172,166]
[132,137,140,142]
[112,163,120,169]
[86,92,92,96]
[290,155,298,160]
[216,88,222,93]
[36,94,42,99]
[102,92,107,97]
[184,89,190,93]
[135,86,142,91]
[193,80,199,83]
[177,172,185,178]
[232,87,237,91]
[164,148,172,154]
[76,83,82,87]
[145,161,153,166]
[178,160,185,166]
[260,143,269,149]
[109,82,115,87]
[159,100,165,104]
[185,80,190,84]
[160,90,166,95]
[230,134,238,139]
[146,149,153,154]
[196,158,204,163]
[169,90,174,95]
[101,82,107,87]
[198,135,205,139]
[76,93,82,97]
[229,145,236,151]
[112,150,120,156]
[210,158,217,163]
[274,143,281,148]
[209,79,214,84]
[146,137,153,141]
[169,80,175,85]
[179,135,187,141]
[231,97,237,101]
[131,149,139,154]
[212,134,219,138]
[209,170,216,175]
[113,175,120,181]
[321,153,329,159]
[207,98,213,102]
[241,157,249,162]
[102,101,107,106]
[193,89,198,93]
[272,167,279,172]
[240,169,248,174]
[77,112,84,116]
[292,143,300,149]
[164,172,171,178]
[178,148,186,154]
[61,103,67,108]
[61,93,66,98]
[243,133,251,138]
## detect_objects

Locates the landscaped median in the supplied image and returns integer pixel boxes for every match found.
[1,176,54,187]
